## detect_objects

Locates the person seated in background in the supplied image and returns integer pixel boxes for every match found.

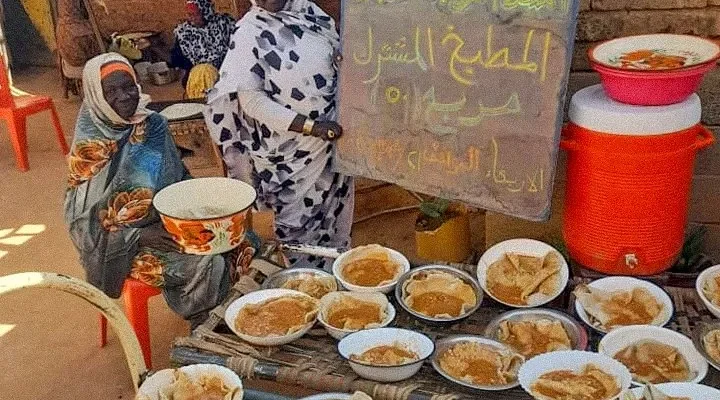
[56,0,102,68]
[171,0,235,99]
[64,53,257,328]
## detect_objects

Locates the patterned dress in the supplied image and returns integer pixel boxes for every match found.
[64,54,257,323]
[174,0,235,69]
[205,0,353,271]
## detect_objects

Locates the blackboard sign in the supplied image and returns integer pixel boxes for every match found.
[336,0,580,221]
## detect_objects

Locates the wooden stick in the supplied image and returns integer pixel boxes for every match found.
[82,0,107,52]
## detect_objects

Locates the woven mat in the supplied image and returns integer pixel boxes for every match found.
[171,272,720,400]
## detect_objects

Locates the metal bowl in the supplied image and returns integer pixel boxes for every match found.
[692,320,720,372]
[484,308,589,357]
[431,335,523,391]
[394,265,483,323]
[262,268,338,296]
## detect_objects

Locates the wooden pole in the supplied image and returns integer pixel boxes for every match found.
[81,0,107,52]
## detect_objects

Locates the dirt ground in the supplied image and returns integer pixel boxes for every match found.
[0,67,421,399]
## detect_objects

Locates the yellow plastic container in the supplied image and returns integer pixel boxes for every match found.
[415,209,471,263]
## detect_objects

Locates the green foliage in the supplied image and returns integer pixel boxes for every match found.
[419,198,450,220]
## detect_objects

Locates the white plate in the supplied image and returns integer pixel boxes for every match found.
[696,264,720,319]
[624,382,720,399]
[598,325,708,386]
[159,102,206,121]
[224,288,318,346]
[574,277,674,334]
[431,335,524,391]
[337,328,433,383]
[518,350,631,400]
[332,245,410,294]
[477,239,569,308]
[137,364,243,400]
[591,34,720,71]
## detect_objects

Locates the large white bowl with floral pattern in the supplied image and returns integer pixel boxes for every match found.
[153,177,256,255]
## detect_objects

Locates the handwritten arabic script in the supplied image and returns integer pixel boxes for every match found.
[337,0,579,220]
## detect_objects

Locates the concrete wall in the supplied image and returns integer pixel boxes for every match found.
[487,0,720,264]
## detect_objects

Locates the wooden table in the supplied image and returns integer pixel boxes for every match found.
[148,100,226,178]
[170,263,720,400]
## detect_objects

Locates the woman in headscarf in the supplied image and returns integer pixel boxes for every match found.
[204,0,353,270]
[64,53,257,327]
[172,0,235,98]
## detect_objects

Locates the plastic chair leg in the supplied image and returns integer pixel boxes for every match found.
[49,104,69,154]
[99,314,108,347]
[122,285,155,369]
[8,116,29,171]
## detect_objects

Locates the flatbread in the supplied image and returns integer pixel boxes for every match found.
[702,272,720,307]
[320,292,388,331]
[497,318,572,358]
[234,296,318,337]
[613,340,693,384]
[402,270,476,319]
[703,329,720,364]
[340,245,401,287]
[486,251,561,306]
[530,364,620,400]
[438,342,523,387]
[281,274,337,299]
[574,285,664,331]
[134,370,239,400]
[350,344,418,366]
[625,384,690,400]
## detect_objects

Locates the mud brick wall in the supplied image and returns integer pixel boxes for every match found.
[487,0,720,266]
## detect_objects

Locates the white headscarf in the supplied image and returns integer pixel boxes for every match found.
[82,53,150,129]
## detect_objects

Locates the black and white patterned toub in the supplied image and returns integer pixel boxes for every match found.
[174,0,235,68]
[204,0,353,271]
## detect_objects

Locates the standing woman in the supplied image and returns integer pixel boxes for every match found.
[205,0,353,270]
[172,0,235,98]
[64,53,252,327]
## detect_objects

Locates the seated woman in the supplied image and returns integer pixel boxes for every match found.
[205,0,353,270]
[64,53,256,327]
[171,0,235,98]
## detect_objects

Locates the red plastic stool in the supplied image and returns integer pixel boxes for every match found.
[99,278,162,368]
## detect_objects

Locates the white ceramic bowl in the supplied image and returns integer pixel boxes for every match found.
[574,277,674,334]
[317,292,396,340]
[696,264,720,319]
[153,177,257,255]
[477,239,569,308]
[332,245,410,294]
[137,364,243,400]
[431,335,524,391]
[519,350,632,400]
[598,325,708,386]
[337,328,434,382]
[625,382,720,399]
[224,288,318,346]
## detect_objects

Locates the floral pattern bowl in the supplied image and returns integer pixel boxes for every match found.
[153,177,257,255]
[589,34,720,105]
[590,34,720,72]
